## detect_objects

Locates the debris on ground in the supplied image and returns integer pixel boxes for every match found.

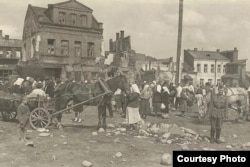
[92,132,98,136]
[38,133,50,137]
[115,152,122,158]
[25,141,34,147]
[98,128,105,133]
[82,160,92,167]
[161,153,172,165]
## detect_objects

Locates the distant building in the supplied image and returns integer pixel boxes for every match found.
[22,0,104,81]
[106,30,132,79]
[183,48,232,86]
[222,59,249,88]
[0,30,22,80]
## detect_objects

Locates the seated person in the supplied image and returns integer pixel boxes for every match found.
[29,81,46,97]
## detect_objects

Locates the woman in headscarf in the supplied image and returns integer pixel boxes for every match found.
[180,88,189,116]
[139,84,152,119]
[126,84,141,130]
[161,84,170,115]
[152,84,162,117]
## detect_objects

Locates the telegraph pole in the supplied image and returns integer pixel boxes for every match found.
[175,0,184,83]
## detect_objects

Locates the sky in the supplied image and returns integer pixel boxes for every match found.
[0,0,249,69]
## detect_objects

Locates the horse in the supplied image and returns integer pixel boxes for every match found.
[54,75,131,129]
[204,86,249,121]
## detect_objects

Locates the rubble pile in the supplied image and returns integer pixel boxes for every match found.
[137,121,210,145]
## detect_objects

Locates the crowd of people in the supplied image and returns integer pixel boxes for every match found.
[113,80,230,144]
[1,75,230,144]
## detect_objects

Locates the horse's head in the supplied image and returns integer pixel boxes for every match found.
[54,82,74,110]
[107,75,131,94]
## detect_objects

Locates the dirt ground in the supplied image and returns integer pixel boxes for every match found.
[1,104,250,167]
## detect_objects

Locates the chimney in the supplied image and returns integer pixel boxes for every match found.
[109,39,113,52]
[115,33,120,53]
[216,49,220,52]
[194,48,198,51]
[116,33,119,40]
[99,23,103,29]
[5,35,9,40]
[0,30,2,38]
[233,47,238,62]
[120,30,124,38]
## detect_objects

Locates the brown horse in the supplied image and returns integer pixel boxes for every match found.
[54,75,131,129]
[205,86,249,121]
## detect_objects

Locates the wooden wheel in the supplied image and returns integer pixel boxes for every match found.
[29,108,51,129]
[1,110,17,121]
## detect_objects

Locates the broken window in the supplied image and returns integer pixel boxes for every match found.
[80,15,87,27]
[59,12,66,24]
[74,41,81,57]
[71,14,77,25]
[197,64,201,73]
[61,40,69,56]
[217,65,221,73]
[87,42,94,57]
[6,51,11,58]
[211,64,214,73]
[48,39,55,54]
[204,64,208,73]
[16,51,21,59]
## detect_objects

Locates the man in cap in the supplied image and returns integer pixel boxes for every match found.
[209,83,228,144]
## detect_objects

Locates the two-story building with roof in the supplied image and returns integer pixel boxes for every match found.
[0,30,22,80]
[183,48,231,86]
[22,0,104,81]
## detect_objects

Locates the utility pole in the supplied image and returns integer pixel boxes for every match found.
[175,0,184,83]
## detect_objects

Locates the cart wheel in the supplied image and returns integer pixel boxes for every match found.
[29,108,51,129]
[1,110,17,121]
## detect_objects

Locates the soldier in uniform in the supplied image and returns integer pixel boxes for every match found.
[209,84,228,143]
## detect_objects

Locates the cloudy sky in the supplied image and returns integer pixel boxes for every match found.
[0,0,249,69]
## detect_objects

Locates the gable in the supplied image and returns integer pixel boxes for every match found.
[52,0,93,12]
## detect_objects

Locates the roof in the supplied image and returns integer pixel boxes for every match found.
[30,6,52,24]
[186,50,229,60]
[221,74,239,79]
[226,59,247,65]
[51,0,93,12]
[133,53,146,61]
[157,57,173,63]
[0,39,22,47]
[145,56,157,62]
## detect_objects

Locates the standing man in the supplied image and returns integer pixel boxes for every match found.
[17,97,30,142]
[209,84,228,144]
[175,83,182,110]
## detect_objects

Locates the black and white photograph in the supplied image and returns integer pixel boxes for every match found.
[0,0,250,166]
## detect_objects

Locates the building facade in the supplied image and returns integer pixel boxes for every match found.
[22,0,104,81]
[0,30,22,80]
[183,48,231,86]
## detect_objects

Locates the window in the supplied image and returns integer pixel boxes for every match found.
[200,79,204,86]
[223,65,226,73]
[204,64,208,73]
[61,40,69,56]
[74,41,81,57]
[208,79,213,85]
[59,12,66,24]
[48,39,55,54]
[0,50,3,55]
[0,70,12,80]
[211,64,214,73]
[87,42,94,57]
[70,14,77,25]
[145,64,148,71]
[16,51,21,59]
[217,79,221,85]
[217,65,221,73]
[80,15,87,27]
[197,64,201,73]
[6,51,12,58]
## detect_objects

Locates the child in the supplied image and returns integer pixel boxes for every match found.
[17,97,30,142]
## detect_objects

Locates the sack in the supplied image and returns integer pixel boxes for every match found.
[160,103,166,110]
